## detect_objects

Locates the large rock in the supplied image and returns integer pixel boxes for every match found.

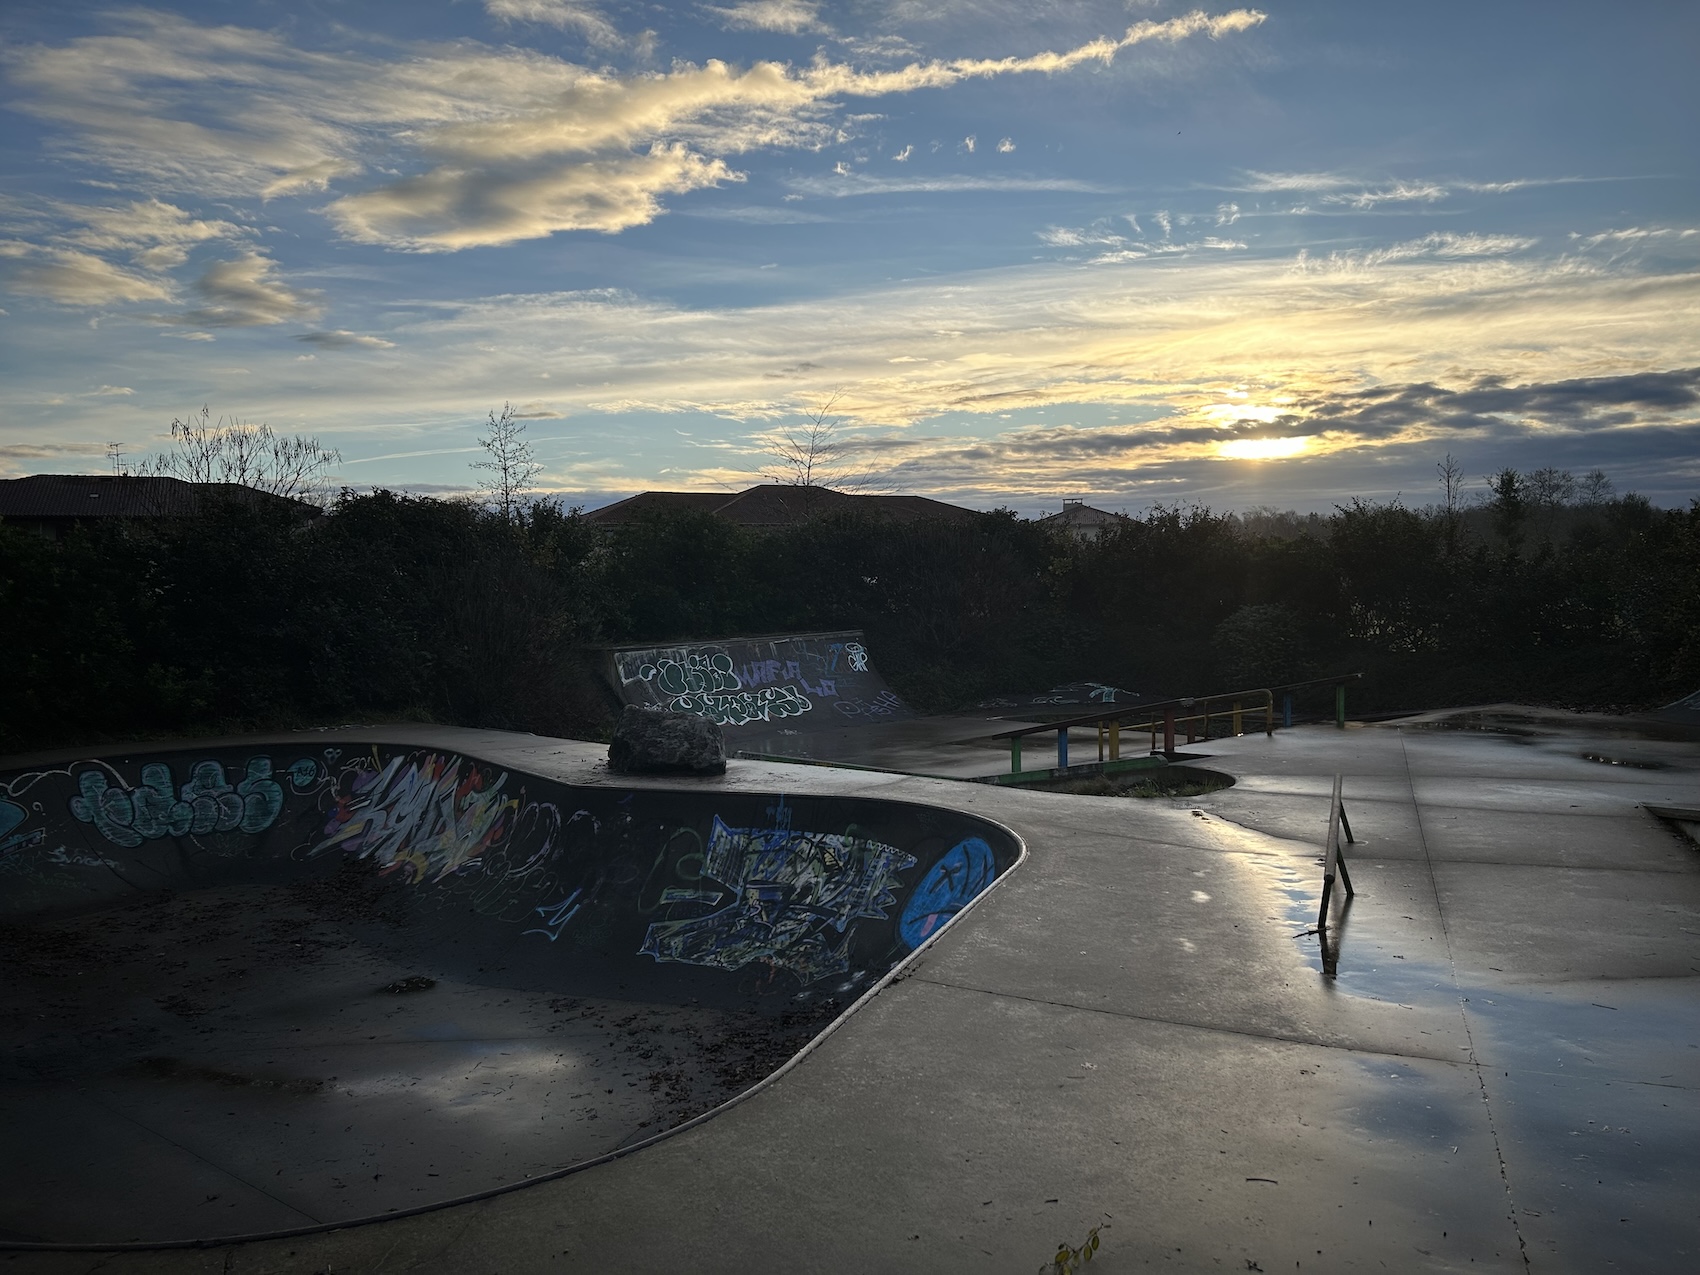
[607,706,727,775]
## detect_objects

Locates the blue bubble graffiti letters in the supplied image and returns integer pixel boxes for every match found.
[639,815,916,985]
[898,837,998,950]
[67,757,291,848]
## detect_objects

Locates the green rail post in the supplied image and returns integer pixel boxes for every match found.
[1335,682,1346,729]
[1011,734,1021,774]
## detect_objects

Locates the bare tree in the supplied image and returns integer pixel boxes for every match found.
[1578,469,1615,505]
[760,393,885,492]
[472,402,543,521]
[1436,452,1465,555]
[137,407,341,504]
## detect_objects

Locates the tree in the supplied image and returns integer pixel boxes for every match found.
[1436,453,1465,557]
[472,402,543,522]
[760,393,883,492]
[1486,467,1527,552]
[137,407,341,504]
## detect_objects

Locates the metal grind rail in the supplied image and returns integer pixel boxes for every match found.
[986,673,1364,775]
[1317,773,1357,976]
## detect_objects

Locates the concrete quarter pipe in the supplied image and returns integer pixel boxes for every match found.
[601,630,913,733]
[0,741,1018,1247]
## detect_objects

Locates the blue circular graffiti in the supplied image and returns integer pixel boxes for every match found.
[898,836,997,950]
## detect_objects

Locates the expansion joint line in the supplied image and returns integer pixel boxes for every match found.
[1399,727,1529,1270]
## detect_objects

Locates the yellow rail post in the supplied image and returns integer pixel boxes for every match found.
[1232,700,1243,736]
[1109,719,1120,761]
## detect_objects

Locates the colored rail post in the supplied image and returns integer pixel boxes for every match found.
[1163,706,1176,756]
[1057,727,1068,769]
[1010,734,1021,774]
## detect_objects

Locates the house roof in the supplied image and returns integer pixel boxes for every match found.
[1037,500,1126,529]
[583,484,979,528]
[0,474,316,520]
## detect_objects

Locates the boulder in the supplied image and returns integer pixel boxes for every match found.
[607,705,727,775]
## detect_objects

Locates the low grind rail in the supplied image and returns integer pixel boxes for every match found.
[986,673,1363,775]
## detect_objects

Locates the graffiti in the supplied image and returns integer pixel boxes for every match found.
[609,632,911,730]
[899,837,998,949]
[671,685,814,726]
[633,652,742,697]
[1087,683,1120,703]
[640,814,917,985]
[67,757,295,848]
[1,799,45,857]
[524,889,584,942]
[832,690,906,720]
[312,752,521,884]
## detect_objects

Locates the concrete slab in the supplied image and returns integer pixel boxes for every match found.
[4,708,1698,1271]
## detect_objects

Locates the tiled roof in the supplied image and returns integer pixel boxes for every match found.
[1037,502,1126,528]
[0,474,313,519]
[582,484,979,527]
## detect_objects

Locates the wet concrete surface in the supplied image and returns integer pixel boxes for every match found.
[1,879,828,1244]
[3,708,1697,1271]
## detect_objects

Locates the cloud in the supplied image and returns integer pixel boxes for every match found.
[997,137,1015,153]
[0,241,176,306]
[293,329,396,350]
[701,1,831,34]
[1292,232,1538,273]
[328,144,742,247]
[484,1,625,47]
[92,384,135,395]
[788,173,1108,197]
[60,198,242,271]
[5,7,1266,252]
[157,252,321,326]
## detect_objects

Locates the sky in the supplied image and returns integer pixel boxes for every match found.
[1,0,1696,516]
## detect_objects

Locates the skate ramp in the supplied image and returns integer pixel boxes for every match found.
[0,741,1018,1246]
[601,630,913,735]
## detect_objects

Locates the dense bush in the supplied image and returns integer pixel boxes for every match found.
[2,482,1695,755]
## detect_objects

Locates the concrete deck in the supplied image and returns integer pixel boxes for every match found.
[6,711,1698,1273]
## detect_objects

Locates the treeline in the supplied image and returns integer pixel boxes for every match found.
[3,479,1696,754]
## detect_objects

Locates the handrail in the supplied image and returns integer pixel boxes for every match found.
[986,673,1363,774]
[984,673,1362,739]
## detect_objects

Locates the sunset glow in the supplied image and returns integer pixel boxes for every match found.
[0,2,1693,513]
[1217,436,1312,461]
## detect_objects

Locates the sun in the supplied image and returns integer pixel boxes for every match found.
[1216,436,1312,460]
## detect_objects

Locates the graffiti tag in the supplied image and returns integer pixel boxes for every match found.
[640,815,916,985]
[67,757,296,848]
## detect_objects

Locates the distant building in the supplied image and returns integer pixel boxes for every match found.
[583,484,980,530]
[1037,498,1127,541]
[0,474,319,539]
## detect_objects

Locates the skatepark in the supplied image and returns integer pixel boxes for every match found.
[2,634,1697,1271]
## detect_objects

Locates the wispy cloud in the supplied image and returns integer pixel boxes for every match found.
[0,240,176,306]
[789,173,1109,197]
[4,8,1266,252]
[293,329,395,350]
[484,0,625,47]
[701,1,831,35]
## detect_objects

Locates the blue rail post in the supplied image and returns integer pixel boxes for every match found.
[1283,693,1293,728]
[1057,727,1068,769]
